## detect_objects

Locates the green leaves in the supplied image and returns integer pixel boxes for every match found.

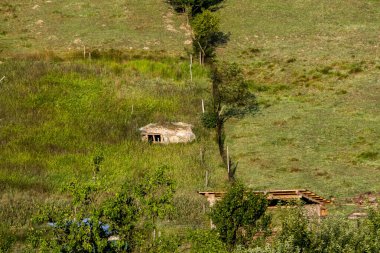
[29,166,176,252]
[210,183,270,250]
[167,0,224,17]
[267,208,380,253]
[187,229,228,253]
[277,208,311,251]
[192,10,220,39]
[191,10,226,61]
[212,63,258,121]
[201,111,218,128]
[134,166,176,224]
[206,62,258,181]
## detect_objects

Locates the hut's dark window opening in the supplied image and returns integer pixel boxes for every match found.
[148,134,161,143]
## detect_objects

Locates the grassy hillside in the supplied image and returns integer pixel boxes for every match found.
[217,0,380,199]
[0,0,190,55]
[0,56,229,249]
[1,0,380,250]
[0,57,214,192]
[219,0,380,63]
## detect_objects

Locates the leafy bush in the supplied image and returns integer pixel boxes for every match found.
[277,208,311,251]
[249,208,380,253]
[187,229,228,253]
[28,166,176,252]
[148,233,182,253]
[210,183,270,251]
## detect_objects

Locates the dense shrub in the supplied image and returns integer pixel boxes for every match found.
[243,208,380,253]
[210,183,270,251]
[187,229,228,253]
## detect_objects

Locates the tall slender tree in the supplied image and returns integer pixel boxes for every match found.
[202,63,258,181]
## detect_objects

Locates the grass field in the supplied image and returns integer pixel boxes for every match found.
[0,0,189,55]
[216,0,380,199]
[0,0,380,250]
[0,56,228,250]
[219,0,380,63]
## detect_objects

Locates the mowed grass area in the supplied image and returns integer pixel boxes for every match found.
[219,0,380,64]
[218,0,380,199]
[0,0,189,55]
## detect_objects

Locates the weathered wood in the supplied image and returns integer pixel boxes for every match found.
[198,189,331,217]
[190,54,193,82]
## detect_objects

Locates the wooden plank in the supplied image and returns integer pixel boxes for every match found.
[198,189,331,204]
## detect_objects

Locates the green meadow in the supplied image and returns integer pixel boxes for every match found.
[0,0,189,55]
[0,0,380,250]
[217,0,380,199]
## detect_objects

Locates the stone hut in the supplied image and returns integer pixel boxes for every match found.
[139,122,196,144]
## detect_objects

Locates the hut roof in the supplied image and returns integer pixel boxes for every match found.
[139,122,193,132]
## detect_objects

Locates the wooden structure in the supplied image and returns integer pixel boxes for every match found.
[139,122,195,144]
[198,189,331,217]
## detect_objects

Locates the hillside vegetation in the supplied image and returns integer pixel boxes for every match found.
[0,0,380,251]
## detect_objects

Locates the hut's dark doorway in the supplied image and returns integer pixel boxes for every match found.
[148,134,161,143]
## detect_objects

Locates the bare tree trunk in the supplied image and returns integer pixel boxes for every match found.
[217,120,227,166]
[186,7,190,26]
[217,120,236,182]
[197,41,206,65]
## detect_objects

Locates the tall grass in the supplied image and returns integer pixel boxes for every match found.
[0,56,224,249]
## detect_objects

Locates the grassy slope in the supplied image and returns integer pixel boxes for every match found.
[1,0,380,247]
[219,0,380,199]
[0,0,189,55]
[0,57,226,221]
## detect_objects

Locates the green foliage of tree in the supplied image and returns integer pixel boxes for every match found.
[166,0,227,63]
[308,209,380,253]
[249,207,380,253]
[211,63,258,120]
[167,0,224,17]
[210,183,270,251]
[187,229,228,253]
[277,208,311,252]
[364,209,380,252]
[134,166,176,243]
[148,233,183,253]
[201,111,218,128]
[29,181,137,252]
[99,190,139,251]
[191,10,229,63]
[28,166,176,253]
